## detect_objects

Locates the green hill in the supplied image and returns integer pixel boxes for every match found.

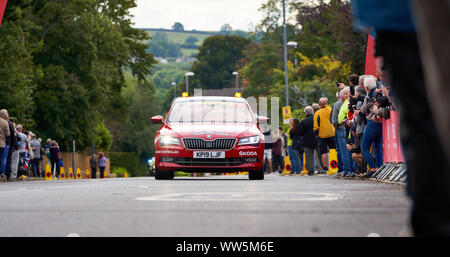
[143,29,215,58]
[147,30,212,45]
[140,28,251,58]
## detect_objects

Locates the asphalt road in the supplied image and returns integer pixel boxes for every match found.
[0,174,411,237]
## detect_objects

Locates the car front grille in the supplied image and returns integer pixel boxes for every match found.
[173,157,244,166]
[182,138,236,150]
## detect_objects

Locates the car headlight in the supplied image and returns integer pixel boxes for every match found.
[238,136,260,146]
[159,135,181,146]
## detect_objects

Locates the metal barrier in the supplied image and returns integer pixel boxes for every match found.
[370,162,407,184]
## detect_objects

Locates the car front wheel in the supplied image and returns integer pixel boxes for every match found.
[155,166,174,180]
[249,167,264,180]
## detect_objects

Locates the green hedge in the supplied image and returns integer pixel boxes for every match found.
[109,152,146,177]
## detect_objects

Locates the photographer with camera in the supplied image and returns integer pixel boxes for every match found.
[350,86,368,175]
[360,77,384,178]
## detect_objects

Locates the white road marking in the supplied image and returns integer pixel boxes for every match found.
[367,233,380,237]
[135,192,343,202]
[67,233,81,237]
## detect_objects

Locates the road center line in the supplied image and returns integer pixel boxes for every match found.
[135,192,343,202]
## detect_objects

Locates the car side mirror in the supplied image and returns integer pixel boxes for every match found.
[150,115,163,124]
[257,116,270,124]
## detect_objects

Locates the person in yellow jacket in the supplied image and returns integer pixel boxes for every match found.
[313,97,336,173]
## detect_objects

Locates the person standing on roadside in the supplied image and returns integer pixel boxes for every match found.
[299,106,318,176]
[29,133,42,177]
[288,119,303,175]
[90,154,98,179]
[0,109,10,180]
[49,141,60,178]
[98,152,107,178]
[280,126,288,164]
[312,103,325,174]
[16,125,27,173]
[271,129,284,174]
[313,97,336,174]
[8,121,19,181]
[5,117,17,180]
[331,85,344,175]
[38,138,44,177]
[337,87,354,177]
[360,77,384,178]
[351,0,450,236]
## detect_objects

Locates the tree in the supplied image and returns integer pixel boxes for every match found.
[116,73,161,159]
[291,0,366,73]
[240,42,281,97]
[238,0,365,101]
[148,40,181,58]
[0,0,156,151]
[0,4,42,128]
[185,36,198,45]
[191,35,250,89]
[220,23,233,34]
[172,22,184,31]
[153,31,168,42]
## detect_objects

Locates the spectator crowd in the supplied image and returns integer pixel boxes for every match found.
[0,109,110,181]
[265,73,393,179]
[0,109,64,181]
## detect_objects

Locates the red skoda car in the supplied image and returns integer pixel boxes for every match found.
[151,96,267,180]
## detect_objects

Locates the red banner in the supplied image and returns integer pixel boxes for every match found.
[382,111,405,163]
[364,33,377,76]
[365,33,405,163]
[0,0,7,26]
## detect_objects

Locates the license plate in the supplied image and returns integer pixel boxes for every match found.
[193,151,225,159]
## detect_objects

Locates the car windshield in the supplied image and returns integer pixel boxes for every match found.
[167,100,254,123]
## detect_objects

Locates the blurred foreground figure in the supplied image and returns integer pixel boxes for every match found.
[352,0,450,236]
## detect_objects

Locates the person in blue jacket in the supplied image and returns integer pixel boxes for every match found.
[351,0,450,236]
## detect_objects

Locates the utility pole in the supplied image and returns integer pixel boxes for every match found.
[283,0,289,107]
[172,82,176,98]
[232,71,239,91]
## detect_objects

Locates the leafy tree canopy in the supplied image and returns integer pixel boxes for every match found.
[191,35,251,90]
[0,0,156,151]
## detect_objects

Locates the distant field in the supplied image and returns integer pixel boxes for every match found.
[180,48,199,57]
[147,31,212,46]
[144,30,214,57]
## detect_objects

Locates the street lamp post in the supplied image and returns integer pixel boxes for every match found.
[172,82,176,98]
[185,72,194,93]
[287,41,298,67]
[232,71,239,90]
[282,0,289,107]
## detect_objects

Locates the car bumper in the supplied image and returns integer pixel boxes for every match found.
[155,145,263,172]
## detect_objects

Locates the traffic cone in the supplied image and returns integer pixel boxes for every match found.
[86,169,91,179]
[68,168,74,180]
[124,172,128,178]
[282,156,291,175]
[45,165,53,180]
[327,149,338,175]
[76,168,82,179]
[59,167,66,180]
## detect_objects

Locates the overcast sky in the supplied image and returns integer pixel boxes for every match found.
[130,0,266,31]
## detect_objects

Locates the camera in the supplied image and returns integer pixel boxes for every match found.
[375,92,391,108]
